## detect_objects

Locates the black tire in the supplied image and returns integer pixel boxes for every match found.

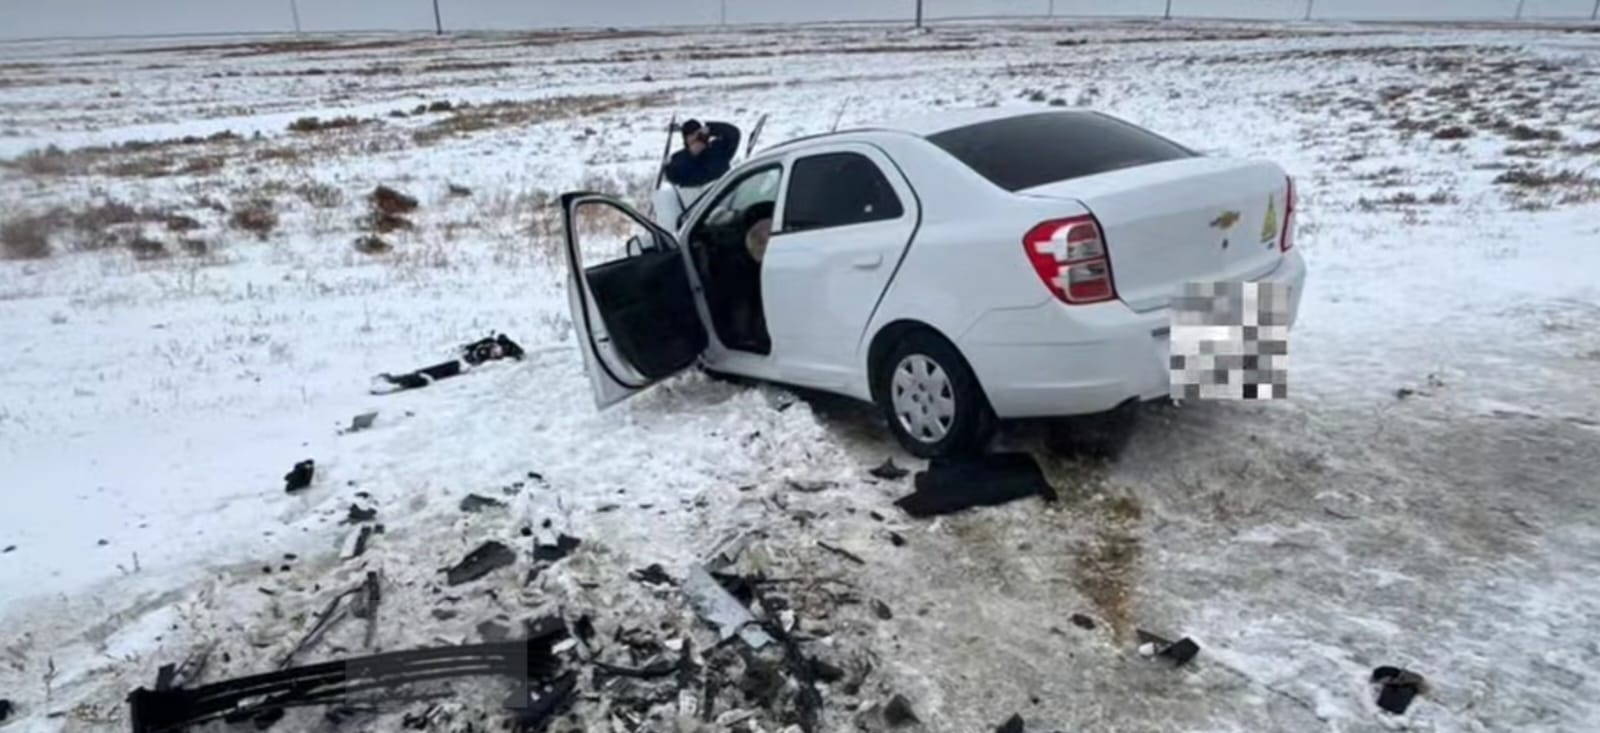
[875,330,995,458]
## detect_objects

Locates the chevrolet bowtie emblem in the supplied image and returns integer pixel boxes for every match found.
[1210,210,1241,230]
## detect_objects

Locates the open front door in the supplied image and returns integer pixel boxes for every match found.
[562,192,709,408]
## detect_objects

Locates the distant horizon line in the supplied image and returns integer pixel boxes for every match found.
[1,11,1594,45]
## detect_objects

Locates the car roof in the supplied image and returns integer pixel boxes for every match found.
[757,106,1093,156]
[870,105,1092,136]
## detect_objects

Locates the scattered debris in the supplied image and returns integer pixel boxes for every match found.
[283,459,315,493]
[1137,630,1200,667]
[896,453,1057,517]
[1070,613,1096,630]
[1372,666,1425,715]
[683,566,774,649]
[996,713,1025,733]
[0,698,13,722]
[888,531,906,547]
[343,504,377,524]
[340,525,373,560]
[817,541,865,565]
[352,235,392,255]
[533,534,581,562]
[371,333,526,395]
[1396,387,1416,399]
[129,633,570,733]
[630,564,674,586]
[445,541,516,586]
[370,185,419,215]
[871,599,894,620]
[869,458,910,480]
[477,620,513,642]
[344,411,378,433]
[787,479,837,493]
[2,545,13,553]
[884,693,919,727]
[459,494,506,513]
[447,183,473,197]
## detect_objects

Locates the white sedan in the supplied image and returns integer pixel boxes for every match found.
[561,107,1307,457]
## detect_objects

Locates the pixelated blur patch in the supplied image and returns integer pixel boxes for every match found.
[1169,281,1290,400]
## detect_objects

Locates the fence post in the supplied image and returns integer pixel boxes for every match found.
[433,0,443,34]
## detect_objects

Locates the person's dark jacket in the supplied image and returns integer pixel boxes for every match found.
[664,121,741,188]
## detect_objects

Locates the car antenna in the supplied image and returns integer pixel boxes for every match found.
[830,98,851,133]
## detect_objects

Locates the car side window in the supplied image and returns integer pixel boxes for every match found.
[781,152,904,234]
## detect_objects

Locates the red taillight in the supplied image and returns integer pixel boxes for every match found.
[1023,215,1116,305]
[1281,175,1296,253]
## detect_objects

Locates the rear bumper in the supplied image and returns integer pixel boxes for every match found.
[960,250,1306,419]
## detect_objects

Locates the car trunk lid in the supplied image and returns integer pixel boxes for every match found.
[1019,157,1289,313]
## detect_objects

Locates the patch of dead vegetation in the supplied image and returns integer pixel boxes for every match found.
[1357,189,1457,211]
[0,199,181,259]
[295,182,344,209]
[228,198,279,240]
[411,93,665,146]
[287,115,371,134]
[123,36,430,58]
[4,130,243,178]
[1493,167,1600,208]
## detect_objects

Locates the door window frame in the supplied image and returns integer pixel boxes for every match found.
[776,150,908,236]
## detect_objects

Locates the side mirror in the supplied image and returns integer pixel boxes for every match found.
[625,235,647,257]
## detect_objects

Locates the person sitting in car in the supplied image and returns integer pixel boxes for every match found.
[652,119,741,229]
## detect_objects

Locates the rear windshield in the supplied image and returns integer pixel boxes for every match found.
[925,111,1196,192]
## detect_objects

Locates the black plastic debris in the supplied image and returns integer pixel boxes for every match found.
[477,620,513,642]
[787,479,836,494]
[1157,638,1200,667]
[895,453,1057,518]
[250,707,284,729]
[884,694,918,727]
[459,494,506,513]
[445,541,516,586]
[871,600,894,621]
[343,504,377,524]
[630,564,674,586]
[888,531,907,547]
[345,411,378,433]
[2,545,14,553]
[870,459,910,480]
[1070,613,1096,630]
[284,460,315,493]
[533,534,581,562]
[341,525,373,560]
[818,541,865,565]
[1372,666,1425,715]
[0,698,13,722]
[810,658,846,684]
[996,713,1025,733]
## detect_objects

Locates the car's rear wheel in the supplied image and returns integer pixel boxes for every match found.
[876,331,994,458]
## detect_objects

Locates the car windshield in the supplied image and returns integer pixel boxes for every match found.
[925,111,1197,192]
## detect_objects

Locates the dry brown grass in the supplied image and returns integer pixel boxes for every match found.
[4,131,241,178]
[294,182,344,209]
[410,93,661,146]
[287,115,368,134]
[1,199,177,259]
[1,215,54,259]
[229,198,279,240]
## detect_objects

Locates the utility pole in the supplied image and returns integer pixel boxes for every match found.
[720,0,727,26]
[1515,0,1526,20]
[1304,0,1315,21]
[1592,0,1599,20]
[1164,0,1174,21]
[432,0,443,35]
[915,0,923,29]
[1048,0,1054,17]
[289,0,302,34]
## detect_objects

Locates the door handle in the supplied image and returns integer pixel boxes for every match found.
[852,254,883,270]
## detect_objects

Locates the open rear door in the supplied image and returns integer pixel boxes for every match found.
[562,192,709,408]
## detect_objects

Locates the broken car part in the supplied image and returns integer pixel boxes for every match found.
[283,460,314,493]
[895,453,1057,518]
[444,541,516,586]
[1372,666,1425,715]
[130,630,568,733]
[683,566,774,649]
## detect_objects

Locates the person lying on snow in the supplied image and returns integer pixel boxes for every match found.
[371,333,525,394]
[652,118,740,230]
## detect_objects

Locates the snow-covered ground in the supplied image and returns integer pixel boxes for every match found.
[2,18,1599,733]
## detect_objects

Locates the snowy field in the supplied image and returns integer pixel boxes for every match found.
[3,17,1600,733]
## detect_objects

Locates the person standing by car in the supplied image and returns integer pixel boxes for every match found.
[652,119,741,230]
